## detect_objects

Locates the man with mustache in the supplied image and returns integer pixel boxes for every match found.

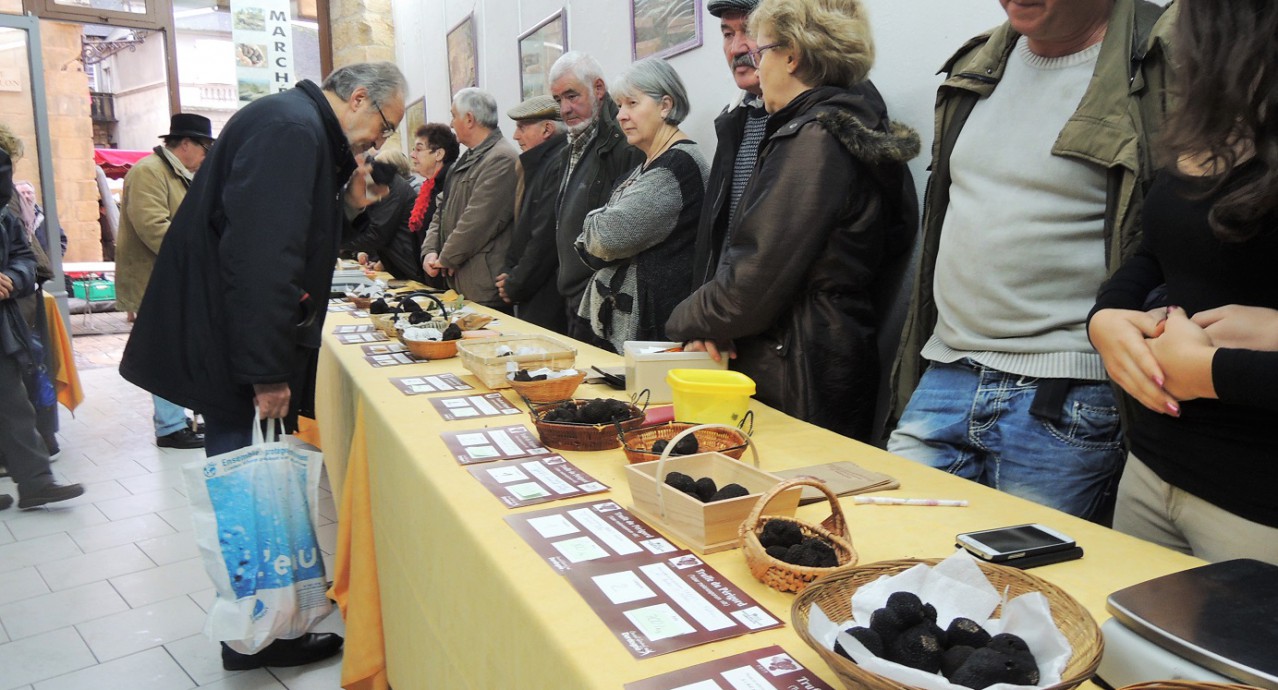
[887,0,1171,522]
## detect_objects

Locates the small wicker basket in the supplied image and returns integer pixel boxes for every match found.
[457,335,577,389]
[739,478,857,593]
[350,295,374,310]
[619,421,749,464]
[399,335,459,360]
[1119,684,1265,690]
[529,398,646,451]
[791,558,1104,690]
[507,370,587,404]
[369,313,399,337]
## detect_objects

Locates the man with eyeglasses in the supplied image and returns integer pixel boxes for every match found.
[116,113,217,450]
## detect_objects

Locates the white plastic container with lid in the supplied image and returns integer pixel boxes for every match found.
[623,341,728,403]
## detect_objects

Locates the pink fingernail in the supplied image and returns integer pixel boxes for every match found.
[1167,402,1180,415]
[1154,376,1164,387]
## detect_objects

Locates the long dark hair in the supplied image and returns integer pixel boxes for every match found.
[1159,0,1278,241]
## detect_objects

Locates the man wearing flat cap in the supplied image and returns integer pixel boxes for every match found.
[689,0,766,292]
[496,94,569,332]
[116,113,216,450]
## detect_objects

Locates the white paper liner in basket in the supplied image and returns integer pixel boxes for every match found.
[807,549,1071,690]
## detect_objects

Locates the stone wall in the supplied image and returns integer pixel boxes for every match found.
[41,20,101,263]
[329,0,396,67]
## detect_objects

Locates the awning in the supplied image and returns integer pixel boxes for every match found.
[93,148,151,179]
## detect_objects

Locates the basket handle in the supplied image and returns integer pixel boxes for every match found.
[740,476,849,541]
[737,409,754,436]
[654,423,759,521]
[630,388,651,412]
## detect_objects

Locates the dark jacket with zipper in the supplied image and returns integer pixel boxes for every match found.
[690,93,754,290]
[887,0,1172,430]
[555,95,644,312]
[666,86,920,440]
[120,80,358,426]
[1,148,38,366]
[503,132,568,333]
[343,172,421,282]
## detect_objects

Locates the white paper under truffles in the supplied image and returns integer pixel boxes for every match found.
[806,549,1071,689]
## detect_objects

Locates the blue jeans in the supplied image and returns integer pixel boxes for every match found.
[887,359,1125,520]
[152,394,190,437]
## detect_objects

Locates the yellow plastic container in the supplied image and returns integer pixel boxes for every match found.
[667,369,755,426]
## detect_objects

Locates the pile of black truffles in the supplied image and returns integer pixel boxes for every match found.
[511,368,548,382]
[756,518,839,568]
[834,591,1040,689]
[650,434,699,456]
[541,398,634,425]
[663,472,750,503]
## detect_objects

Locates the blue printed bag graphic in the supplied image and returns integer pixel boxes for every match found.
[185,420,332,654]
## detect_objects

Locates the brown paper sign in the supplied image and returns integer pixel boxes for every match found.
[466,455,609,508]
[441,424,550,464]
[774,461,899,505]
[390,374,473,397]
[429,393,522,421]
[624,645,837,689]
[505,500,678,572]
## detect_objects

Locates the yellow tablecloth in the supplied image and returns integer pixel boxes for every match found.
[316,306,1203,690]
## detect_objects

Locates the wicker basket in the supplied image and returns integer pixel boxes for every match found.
[507,370,587,404]
[792,558,1104,690]
[529,398,645,451]
[458,335,576,389]
[619,421,749,464]
[350,295,374,310]
[1119,684,1265,690]
[399,335,459,360]
[740,478,858,593]
[369,313,399,337]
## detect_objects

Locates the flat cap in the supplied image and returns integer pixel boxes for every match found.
[707,0,758,17]
[507,94,561,122]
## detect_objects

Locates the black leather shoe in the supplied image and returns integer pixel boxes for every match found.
[0,494,12,511]
[18,482,85,509]
[221,633,344,670]
[157,427,205,449]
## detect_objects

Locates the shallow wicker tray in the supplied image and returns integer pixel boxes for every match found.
[399,335,458,360]
[529,398,645,451]
[619,421,749,464]
[350,295,374,310]
[740,478,857,593]
[792,558,1104,690]
[1119,684,1266,690]
[507,370,586,404]
[458,334,577,389]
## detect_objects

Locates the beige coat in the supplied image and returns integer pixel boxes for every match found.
[422,129,518,307]
[115,147,190,312]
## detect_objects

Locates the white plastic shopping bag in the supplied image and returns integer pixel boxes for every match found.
[184,416,332,654]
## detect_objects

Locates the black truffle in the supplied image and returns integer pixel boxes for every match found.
[797,537,837,567]
[663,471,696,495]
[886,624,944,673]
[835,626,884,660]
[869,607,907,647]
[543,400,579,422]
[710,483,749,501]
[651,439,669,454]
[949,647,1038,689]
[441,322,462,340]
[397,297,422,312]
[986,633,1031,657]
[693,477,717,502]
[758,520,804,549]
[922,602,938,623]
[886,591,926,627]
[941,645,976,679]
[946,617,991,650]
[578,398,632,424]
[407,310,434,324]
[765,545,790,561]
[672,434,699,455]
[368,298,390,314]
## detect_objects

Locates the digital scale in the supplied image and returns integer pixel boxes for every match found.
[1096,559,1278,689]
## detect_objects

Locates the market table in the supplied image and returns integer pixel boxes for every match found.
[314,305,1203,690]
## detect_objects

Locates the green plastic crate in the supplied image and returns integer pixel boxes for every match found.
[72,279,115,301]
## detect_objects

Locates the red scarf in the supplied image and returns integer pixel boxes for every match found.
[408,176,436,233]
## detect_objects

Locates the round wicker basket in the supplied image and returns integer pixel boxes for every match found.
[399,335,458,360]
[529,398,646,451]
[620,421,749,464]
[1119,683,1265,690]
[350,295,374,310]
[791,558,1104,690]
[739,478,857,593]
[507,370,587,404]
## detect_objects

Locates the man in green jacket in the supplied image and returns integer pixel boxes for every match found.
[887,0,1171,522]
[116,114,214,450]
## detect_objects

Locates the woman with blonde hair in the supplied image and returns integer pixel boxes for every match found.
[666,0,919,440]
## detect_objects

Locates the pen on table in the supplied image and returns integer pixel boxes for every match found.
[853,497,969,507]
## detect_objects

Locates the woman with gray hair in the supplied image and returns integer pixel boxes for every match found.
[575,58,709,353]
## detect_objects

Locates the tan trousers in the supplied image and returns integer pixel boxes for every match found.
[1114,452,1278,566]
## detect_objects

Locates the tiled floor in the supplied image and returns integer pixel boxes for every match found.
[0,317,346,690]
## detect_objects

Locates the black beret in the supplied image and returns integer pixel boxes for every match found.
[708,0,759,18]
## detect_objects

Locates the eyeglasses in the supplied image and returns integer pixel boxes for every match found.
[412,143,440,153]
[374,102,397,138]
[747,42,783,68]
[198,141,210,153]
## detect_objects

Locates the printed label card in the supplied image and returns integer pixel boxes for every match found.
[390,374,473,397]
[624,646,836,690]
[505,500,678,572]
[328,301,355,312]
[429,393,522,421]
[337,331,389,344]
[466,455,608,508]
[441,424,550,464]
[363,352,419,368]
[332,324,376,334]
[350,309,370,318]
[360,341,407,356]
[565,552,782,658]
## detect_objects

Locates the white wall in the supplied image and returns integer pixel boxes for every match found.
[391,0,1013,203]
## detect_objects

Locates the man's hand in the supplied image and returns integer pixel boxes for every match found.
[1089,308,1178,415]
[1149,307,1218,402]
[684,339,736,363]
[1191,304,1278,351]
[356,252,369,265]
[495,273,511,304]
[253,382,291,419]
[423,252,441,278]
[0,272,12,300]
[344,154,390,210]
[372,260,384,272]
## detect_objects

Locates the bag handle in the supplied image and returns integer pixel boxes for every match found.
[740,476,849,541]
[248,411,285,446]
[654,423,758,521]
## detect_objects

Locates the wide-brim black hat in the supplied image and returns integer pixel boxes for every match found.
[708,0,758,17]
[159,113,214,141]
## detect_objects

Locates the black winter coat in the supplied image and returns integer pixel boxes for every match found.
[0,149,37,364]
[555,95,644,311]
[120,80,357,425]
[665,86,919,440]
[503,132,568,333]
[344,173,421,282]
[690,96,754,290]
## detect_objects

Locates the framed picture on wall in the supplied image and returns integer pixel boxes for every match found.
[447,14,479,97]
[630,0,702,60]
[401,97,425,149]
[518,10,567,101]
